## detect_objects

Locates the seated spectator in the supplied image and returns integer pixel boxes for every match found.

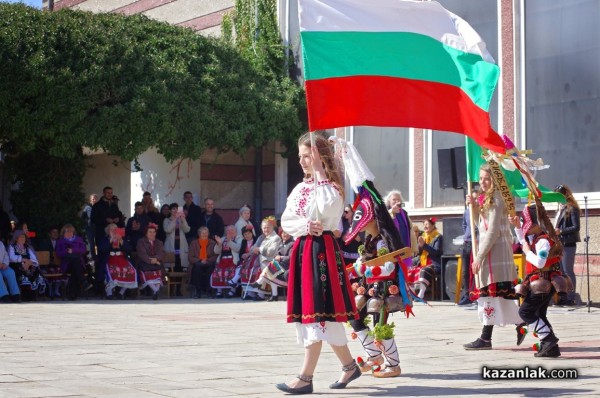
[252,227,293,301]
[100,223,138,300]
[211,225,241,298]
[245,216,282,301]
[16,221,37,249]
[188,227,218,298]
[235,206,256,241]
[55,224,87,301]
[38,227,59,260]
[0,239,20,303]
[226,226,257,290]
[410,217,443,299]
[8,230,45,300]
[136,224,166,300]
[38,227,65,298]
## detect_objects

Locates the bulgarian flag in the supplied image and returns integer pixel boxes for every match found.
[466,137,565,203]
[299,0,506,153]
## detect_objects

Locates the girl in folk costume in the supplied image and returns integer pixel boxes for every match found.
[210,225,240,298]
[409,217,443,299]
[276,132,359,395]
[511,202,566,357]
[136,224,166,300]
[335,137,413,379]
[101,223,138,300]
[463,163,523,350]
[225,226,256,290]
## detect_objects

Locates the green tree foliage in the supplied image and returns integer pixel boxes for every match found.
[0,3,304,234]
[0,3,303,161]
[222,0,307,147]
[9,147,86,236]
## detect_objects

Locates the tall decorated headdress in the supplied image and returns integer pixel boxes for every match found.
[330,136,414,317]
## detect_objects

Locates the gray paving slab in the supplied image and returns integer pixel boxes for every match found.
[1,299,599,397]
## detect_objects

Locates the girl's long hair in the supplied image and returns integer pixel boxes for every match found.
[298,131,344,200]
[556,184,580,216]
[479,163,496,212]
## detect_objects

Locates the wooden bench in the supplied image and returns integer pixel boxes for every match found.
[163,252,188,297]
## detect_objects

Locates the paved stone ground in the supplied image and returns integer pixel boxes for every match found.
[1,298,599,397]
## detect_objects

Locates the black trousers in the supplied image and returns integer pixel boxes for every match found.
[460,241,472,299]
[518,286,555,328]
[64,259,84,299]
[191,261,215,295]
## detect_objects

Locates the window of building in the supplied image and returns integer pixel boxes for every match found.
[352,127,410,205]
[523,0,600,194]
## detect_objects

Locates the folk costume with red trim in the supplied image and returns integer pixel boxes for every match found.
[282,167,359,347]
[330,137,414,379]
[514,204,566,357]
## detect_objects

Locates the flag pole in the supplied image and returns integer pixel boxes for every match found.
[467,180,478,258]
[310,131,320,222]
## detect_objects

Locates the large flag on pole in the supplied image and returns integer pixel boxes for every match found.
[465,137,565,203]
[299,0,506,153]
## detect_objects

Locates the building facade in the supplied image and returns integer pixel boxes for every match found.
[45,0,599,301]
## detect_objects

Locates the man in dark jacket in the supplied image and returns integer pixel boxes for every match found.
[200,198,224,239]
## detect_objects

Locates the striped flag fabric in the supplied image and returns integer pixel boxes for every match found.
[299,0,506,153]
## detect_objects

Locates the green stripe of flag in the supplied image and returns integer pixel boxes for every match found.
[301,31,499,111]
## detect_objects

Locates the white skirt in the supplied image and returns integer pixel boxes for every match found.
[295,322,348,348]
[477,296,522,326]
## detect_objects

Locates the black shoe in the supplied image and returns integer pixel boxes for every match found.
[215,292,223,299]
[536,344,561,358]
[275,382,313,395]
[557,297,575,306]
[226,291,235,298]
[117,292,126,300]
[152,292,158,301]
[330,366,361,389]
[463,338,492,350]
[1,295,11,303]
[106,295,114,300]
[253,296,265,302]
[267,295,278,302]
[516,322,527,346]
[535,334,559,357]
[10,294,21,303]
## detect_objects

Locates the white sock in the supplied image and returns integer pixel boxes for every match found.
[530,319,552,340]
[417,283,426,299]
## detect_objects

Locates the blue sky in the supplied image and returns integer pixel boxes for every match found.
[0,0,42,8]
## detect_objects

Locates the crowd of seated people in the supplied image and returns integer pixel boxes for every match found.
[1,186,450,304]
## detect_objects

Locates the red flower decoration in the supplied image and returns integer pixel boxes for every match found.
[388,285,399,295]
[318,253,326,261]
[350,332,358,340]
[371,266,381,277]
[320,274,327,282]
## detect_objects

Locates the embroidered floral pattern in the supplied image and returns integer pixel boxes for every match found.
[318,251,327,300]
[483,302,496,319]
[294,183,314,218]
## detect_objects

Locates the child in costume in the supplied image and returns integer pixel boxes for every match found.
[511,202,566,357]
[331,137,414,379]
